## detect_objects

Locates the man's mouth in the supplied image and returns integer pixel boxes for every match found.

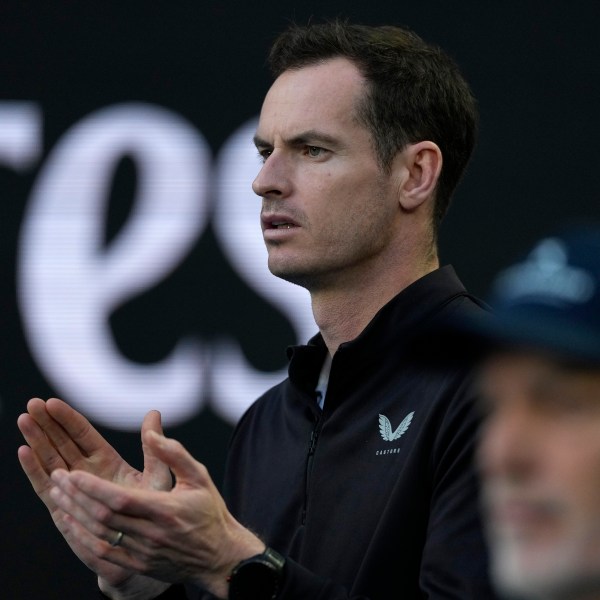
[483,487,566,537]
[261,212,301,234]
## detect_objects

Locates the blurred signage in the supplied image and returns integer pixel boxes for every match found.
[2,102,315,429]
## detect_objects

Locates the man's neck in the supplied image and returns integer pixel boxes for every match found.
[311,259,438,356]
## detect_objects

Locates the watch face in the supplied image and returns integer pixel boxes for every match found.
[229,550,284,600]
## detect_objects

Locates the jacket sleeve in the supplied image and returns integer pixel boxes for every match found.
[419,377,495,597]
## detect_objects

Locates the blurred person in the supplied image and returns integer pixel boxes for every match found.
[17,21,495,600]
[454,227,600,600]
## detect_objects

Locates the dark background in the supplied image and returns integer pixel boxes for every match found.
[1,1,599,597]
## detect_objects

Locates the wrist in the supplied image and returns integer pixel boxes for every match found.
[203,526,266,598]
[227,547,286,600]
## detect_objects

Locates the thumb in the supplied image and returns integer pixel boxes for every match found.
[141,411,172,490]
[144,430,212,489]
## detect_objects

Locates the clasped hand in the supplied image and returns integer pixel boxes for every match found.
[18,399,263,600]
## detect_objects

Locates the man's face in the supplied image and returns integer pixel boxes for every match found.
[478,352,600,600]
[252,57,401,291]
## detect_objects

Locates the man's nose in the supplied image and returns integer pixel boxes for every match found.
[477,405,538,483]
[252,152,292,199]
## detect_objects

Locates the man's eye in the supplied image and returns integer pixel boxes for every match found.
[307,146,324,157]
[257,149,272,162]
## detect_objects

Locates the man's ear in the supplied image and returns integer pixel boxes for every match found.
[394,141,442,211]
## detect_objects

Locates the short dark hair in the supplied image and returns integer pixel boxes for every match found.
[268,21,479,233]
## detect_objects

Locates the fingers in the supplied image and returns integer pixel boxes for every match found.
[18,446,80,541]
[17,443,56,501]
[141,410,163,437]
[19,399,172,589]
[143,431,213,490]
[21,397,128,480]
[50,458,245,592]
[27,398,80,462]
[21,398,101,471]
[51,436,216,524]
[53,469,166,522]
[50,470,169,559]
[50,470,138,542]
[141,412,172,491]
[45,397,120,461]
[61,511,147,574]
[17,409,68,475]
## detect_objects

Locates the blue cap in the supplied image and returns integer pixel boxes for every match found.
[459,226,600,365]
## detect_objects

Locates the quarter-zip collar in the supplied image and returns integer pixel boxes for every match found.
[287,266,470,398]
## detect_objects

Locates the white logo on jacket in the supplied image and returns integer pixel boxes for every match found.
[378,411,414,442]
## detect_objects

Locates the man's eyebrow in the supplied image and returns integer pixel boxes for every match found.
[286,130,342,148]
[253,134,271,149]
[253,130,342,150]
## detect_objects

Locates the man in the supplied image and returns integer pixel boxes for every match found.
[454,227,600,600]
[17,21,495,599]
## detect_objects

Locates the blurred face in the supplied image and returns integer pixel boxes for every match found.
[252,57,401,291]
[478,352,600,600]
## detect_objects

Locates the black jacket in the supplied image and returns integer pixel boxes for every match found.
[223,266,495,599]
[151,266,496,599]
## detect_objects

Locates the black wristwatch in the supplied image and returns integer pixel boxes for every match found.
[228,547,286,600]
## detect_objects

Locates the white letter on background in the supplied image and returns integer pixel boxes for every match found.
[0,102,41,170]
[18,104,209,429]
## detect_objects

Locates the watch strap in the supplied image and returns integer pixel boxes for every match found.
[228,547,285,600]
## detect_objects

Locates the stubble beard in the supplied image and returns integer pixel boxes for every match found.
[264,184,395,294]
[266,232,391,295]
[489,529,600,600]
[266,249,338,292]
